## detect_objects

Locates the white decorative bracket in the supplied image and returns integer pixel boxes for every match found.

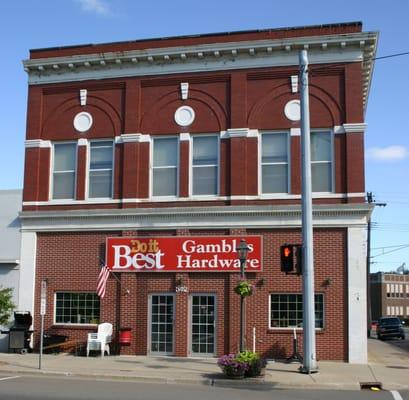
[180,82,189,100]
[80,89,87,106]
[290,75,298,93]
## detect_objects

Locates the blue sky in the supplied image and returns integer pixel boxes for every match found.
[1,0,408,272]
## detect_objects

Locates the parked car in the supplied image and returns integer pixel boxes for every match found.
[376,317,405,340]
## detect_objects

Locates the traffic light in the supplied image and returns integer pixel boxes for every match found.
[280,244,303,275]
[295,245,302,275]
[280,244,294,273]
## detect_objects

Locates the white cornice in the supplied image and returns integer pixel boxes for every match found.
[23,32,378,110]
[0,259,20,265]
[343,123,367,133]
[290,128,301,136]
[222,128,259,139]
[179,133,191,141]
[22,192,366,207]
[19,203,373,232]
[25,139,52,148]
[118,133,151,143]
[78,138,88,146]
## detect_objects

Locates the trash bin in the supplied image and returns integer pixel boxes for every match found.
[118,327,132,345]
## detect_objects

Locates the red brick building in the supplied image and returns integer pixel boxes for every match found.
[19,22,377,363]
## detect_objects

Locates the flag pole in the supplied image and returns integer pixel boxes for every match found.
[98,258,127,287]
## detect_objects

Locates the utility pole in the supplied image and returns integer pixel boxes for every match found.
[299,50,318,374]
[366,192,386,335]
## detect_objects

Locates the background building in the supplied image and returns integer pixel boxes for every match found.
[20,22,377,363]
[0,189,22,352]
[370,272,409,322]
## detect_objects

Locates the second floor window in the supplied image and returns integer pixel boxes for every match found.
[52,143,76,200]
[192,136,218,195]
[89,141,113,198]
[311,131,332,192]
[152,137,178,197]
[261,133,289,193]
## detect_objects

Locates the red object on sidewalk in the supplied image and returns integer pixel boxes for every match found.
[118,328,132,345]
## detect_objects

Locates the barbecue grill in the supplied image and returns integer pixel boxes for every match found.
[1,311,33,353]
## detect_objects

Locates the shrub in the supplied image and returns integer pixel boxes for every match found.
[217,353,249,377]
[236,351,267,377]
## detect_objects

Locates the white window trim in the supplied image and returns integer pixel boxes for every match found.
[53,291,99,326]
[150,136,180,199]
[311,129,335,193]
[258,131,291,195]
[50,141,78,201]
[86,139,115,200]
[190,134,220,197]
[268,292,324,330]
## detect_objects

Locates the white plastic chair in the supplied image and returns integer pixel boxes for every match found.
[86,322,113,357]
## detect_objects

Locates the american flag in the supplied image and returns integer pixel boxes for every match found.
[96,262,110,298]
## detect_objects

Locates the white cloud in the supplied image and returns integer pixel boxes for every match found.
[367,145,409,161]
[75,0,110,15]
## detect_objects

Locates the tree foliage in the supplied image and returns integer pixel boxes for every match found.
[0,287,15,326]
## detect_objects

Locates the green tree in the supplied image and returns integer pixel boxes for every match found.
[0,287,15,326]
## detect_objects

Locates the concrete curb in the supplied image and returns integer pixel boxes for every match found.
[0,365,372,391]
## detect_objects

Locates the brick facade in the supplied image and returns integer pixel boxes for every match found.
[34,228,347,360]
[20,22,377,362]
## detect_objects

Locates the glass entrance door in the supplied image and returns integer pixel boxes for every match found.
[190,295,216,356]
[149,294,174,355]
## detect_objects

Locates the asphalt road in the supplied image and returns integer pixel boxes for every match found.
[369,326,409,353]
[0,374,407,400]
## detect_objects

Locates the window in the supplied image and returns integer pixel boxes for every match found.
[55,292,100,324]
[89,141,113,198]
[261,133,289,193]
[52,143,76,199]
[270,293,324,329]
[192,136,218,195]
[311,131,332,192]
[152,137,178,197]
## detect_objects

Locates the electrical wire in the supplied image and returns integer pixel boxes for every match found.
[373,51,409,61]
[309,50,409,76]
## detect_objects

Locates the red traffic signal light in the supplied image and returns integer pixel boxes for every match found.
[280,244,294,273]
[280,244,302,275]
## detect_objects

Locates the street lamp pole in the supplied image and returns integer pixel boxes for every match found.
[237,239,249,352]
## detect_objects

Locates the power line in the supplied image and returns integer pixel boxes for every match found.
[309,50,409,75]
[371,244,409,258]
[372,244,409,250]
[374,51,409,61]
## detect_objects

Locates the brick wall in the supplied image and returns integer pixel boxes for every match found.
[23,62,365,209]
[34,228,347,360]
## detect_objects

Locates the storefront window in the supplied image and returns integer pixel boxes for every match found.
[89,141,113,198]
[261,133,289,193]
[311,131,333,192]
[269,293,324,329]
[55,292,100,325]
[152,137,178,196]
[192,135,218,195]
[52,143,77,199]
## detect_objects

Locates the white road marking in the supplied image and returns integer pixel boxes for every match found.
[0,376,20,381]
[390,390,403,400]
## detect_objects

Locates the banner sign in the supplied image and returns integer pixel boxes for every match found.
[106,236,262,272]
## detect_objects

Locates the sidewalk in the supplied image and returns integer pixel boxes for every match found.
[0,341,406,391]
